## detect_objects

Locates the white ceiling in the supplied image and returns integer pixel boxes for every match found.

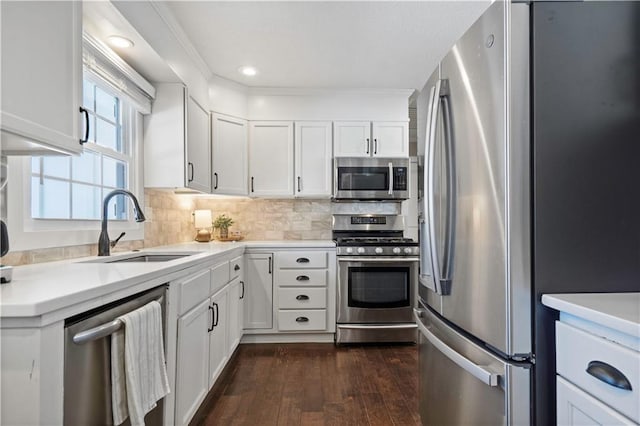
[164,1,491,91]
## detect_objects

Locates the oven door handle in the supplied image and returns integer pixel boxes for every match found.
[338,257,419,263]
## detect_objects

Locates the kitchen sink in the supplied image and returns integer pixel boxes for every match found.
[81,252,201,264]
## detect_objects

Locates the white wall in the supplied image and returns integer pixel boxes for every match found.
[209,75,249,119]
[247,88,412,121]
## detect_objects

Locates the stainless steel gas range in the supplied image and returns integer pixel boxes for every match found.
[333,214,419,344]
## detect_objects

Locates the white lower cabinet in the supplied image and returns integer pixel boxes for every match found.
[244,253,274,330]
[557,376,635,426]
[208,287,228,388]
[172,255,242,426]
[175,298,210,426]
[228,277,244,352]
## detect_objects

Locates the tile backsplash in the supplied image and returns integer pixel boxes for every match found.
[1,189,332,266]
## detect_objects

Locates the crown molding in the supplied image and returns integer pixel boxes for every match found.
[149,1,214,82]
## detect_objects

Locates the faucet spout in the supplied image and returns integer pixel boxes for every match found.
[98,189,146,256]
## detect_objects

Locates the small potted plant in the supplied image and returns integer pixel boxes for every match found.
[213,214,234,240]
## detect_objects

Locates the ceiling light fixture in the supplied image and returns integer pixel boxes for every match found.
[107,35,134,49]
[238,66,258,77]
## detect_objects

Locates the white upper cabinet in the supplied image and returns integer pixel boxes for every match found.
[334,121,408,158]
[371,121,409,157]
[211,113,248,195]
[294,121,333,198]
[333,121,371,158]
[144,84,211,192]
[248,121,294,197]
[0,1,83,155]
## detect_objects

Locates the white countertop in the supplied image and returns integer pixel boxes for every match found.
[0,240,335,320]
[542,293,640,339]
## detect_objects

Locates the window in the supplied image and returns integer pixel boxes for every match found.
[31,77,134,221]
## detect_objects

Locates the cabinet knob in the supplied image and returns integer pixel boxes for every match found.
[296,295,309,301]
[234,264,240,271]
[295,316,309,323]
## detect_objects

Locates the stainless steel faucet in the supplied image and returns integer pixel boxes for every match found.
[98,189,146,256]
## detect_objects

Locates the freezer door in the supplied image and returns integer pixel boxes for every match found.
[416,305,530,426]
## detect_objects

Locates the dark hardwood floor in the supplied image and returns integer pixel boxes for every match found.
[193,343,420,426]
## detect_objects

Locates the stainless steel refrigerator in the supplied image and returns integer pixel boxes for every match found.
[415,1,640,425]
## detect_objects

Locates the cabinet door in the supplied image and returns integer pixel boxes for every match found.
[227,277,244,353]
[186,95,211,192]
[372,121,408,157]
[212,113,248,195]
[208,287,228,389]
[0,1,83,155]
[175,299,210,426]
[557,376,635,426]
[249,122,294,197]
[244,254,273,329]
[333,121,371,157]
[295,121,332,198]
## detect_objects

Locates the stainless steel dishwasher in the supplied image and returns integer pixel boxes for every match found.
[63,284,168,426]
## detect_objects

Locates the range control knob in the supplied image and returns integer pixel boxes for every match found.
[345,247,353,254]
[357,247,366,254]
[392,247,401,254]
[375,247,383,254]
[404,247,414,254]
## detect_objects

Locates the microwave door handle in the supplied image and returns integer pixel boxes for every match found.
[427,79,445,295]
[388,162,393,195]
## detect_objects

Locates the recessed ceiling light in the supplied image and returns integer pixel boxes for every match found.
[238,66,258,77]
[107,35,134,49]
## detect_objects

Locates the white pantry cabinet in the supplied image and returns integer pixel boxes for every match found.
[248,122,294,197]
[0,1,84,155]
[334,121,408,158]
[294,121,333,198]
[243,253,274,330]
[144,83,211,193]
[211,113,248,195]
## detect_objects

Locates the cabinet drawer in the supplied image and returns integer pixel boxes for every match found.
[279,288,327,309]
[278,310,326,331]
[211,261,230,294]
[229,255,243,281]
[277,269,327,287]
[557,376,635,426]
[276,251,327,269]
[556,321,639,423]
[178,269,211,315]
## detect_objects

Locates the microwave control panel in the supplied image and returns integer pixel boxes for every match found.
[393,167,408,190]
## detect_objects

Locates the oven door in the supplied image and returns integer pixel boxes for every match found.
[337,257,418,324]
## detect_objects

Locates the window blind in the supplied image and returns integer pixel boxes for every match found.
[82,32,155,114]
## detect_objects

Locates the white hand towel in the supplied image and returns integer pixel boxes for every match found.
[111,300,171,426]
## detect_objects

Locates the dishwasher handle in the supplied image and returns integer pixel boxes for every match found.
[72,291,165,345]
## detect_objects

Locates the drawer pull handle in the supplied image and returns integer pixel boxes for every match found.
[586,360,633,391]
[296,295,309,301]
[234,264,240,271]
[295,316,309,323]
[296,257,310,263]
[296,275,310,281]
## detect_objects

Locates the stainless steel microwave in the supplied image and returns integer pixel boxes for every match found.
[333,157,409,200]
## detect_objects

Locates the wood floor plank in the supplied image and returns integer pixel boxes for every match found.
[193,343,419,426]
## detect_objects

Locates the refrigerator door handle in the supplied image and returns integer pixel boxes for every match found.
[427,79,450,295]
[414,309,500,387]
[440,82,455,294]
